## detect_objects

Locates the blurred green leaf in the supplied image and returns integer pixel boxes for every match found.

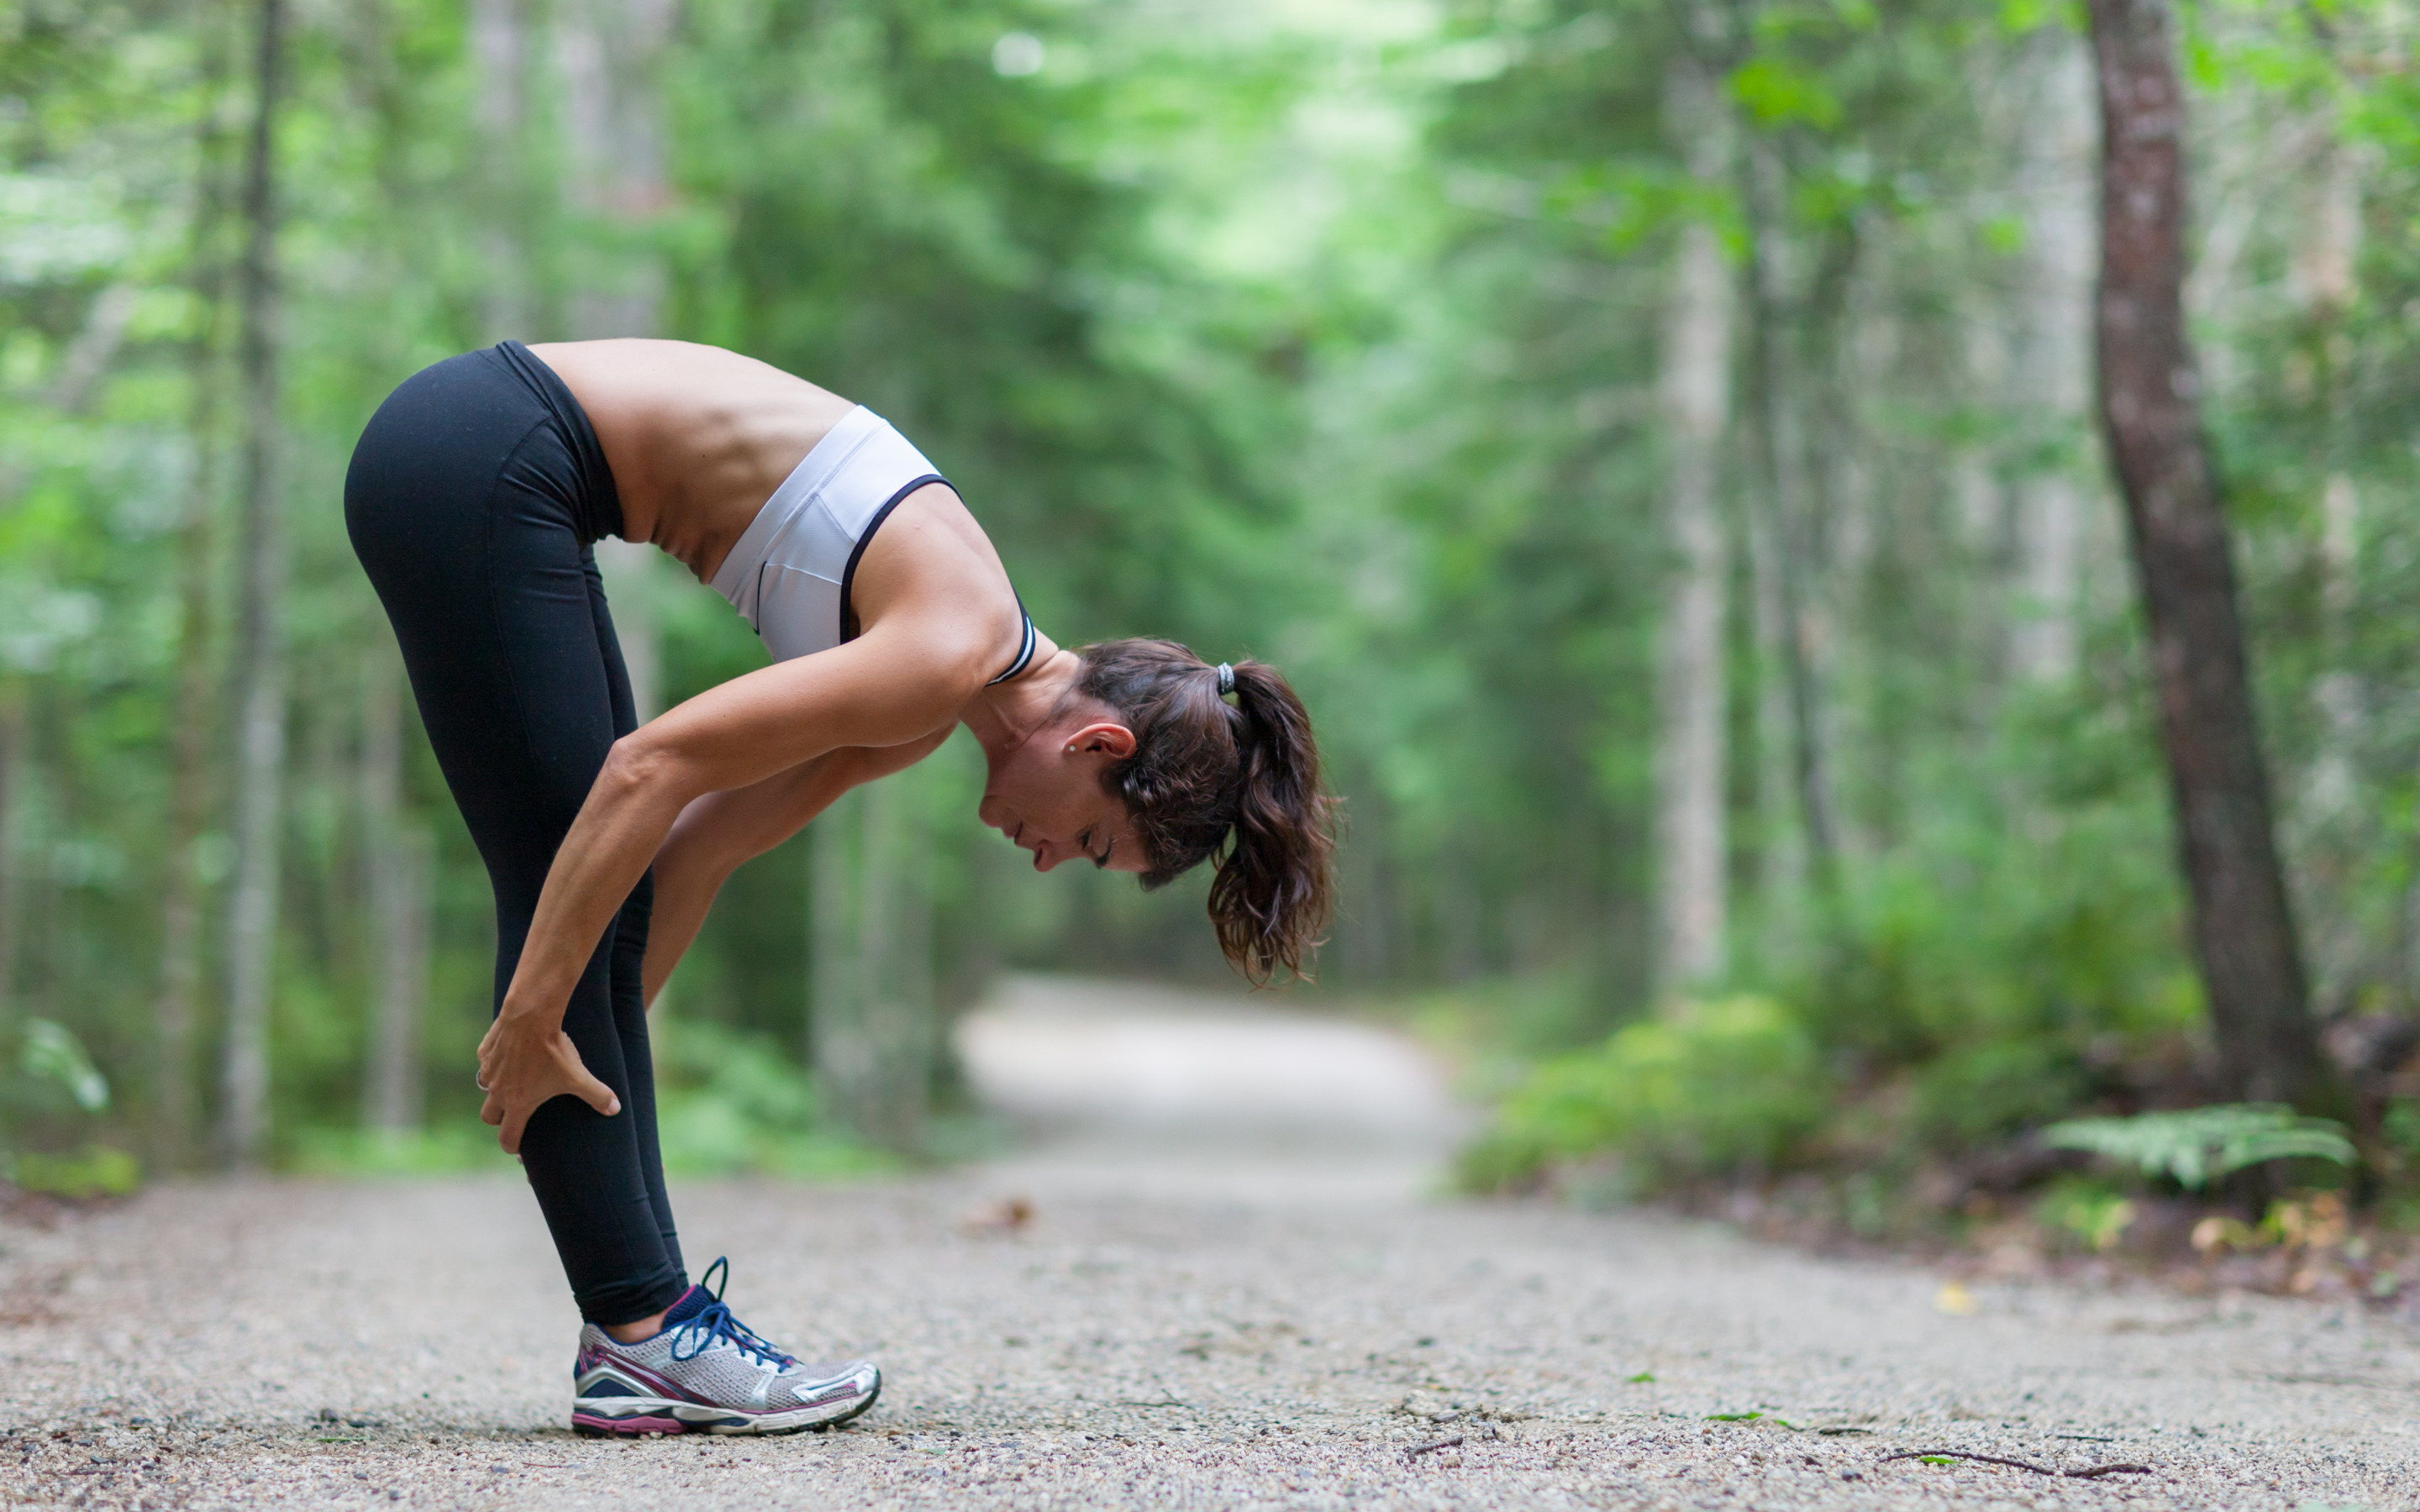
[19,1020,109,1114]
[2042,1105,2356,1190]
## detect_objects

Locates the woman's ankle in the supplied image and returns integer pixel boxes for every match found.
[602,1309,669,1344]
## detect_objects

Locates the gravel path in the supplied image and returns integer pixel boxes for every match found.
[8,979,2420,1509]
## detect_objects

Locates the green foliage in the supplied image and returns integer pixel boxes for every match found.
[2043,1105,2358,1191]
[2032,1176,2137,1252]
[11,0,2420,1192]
[651,1018,897,1181]
[1458,996,1828,1194]
[17,1019,108,1113]
[288,1125,520,1177]
[2,1019,131,1200]
[13,1144,140,1200]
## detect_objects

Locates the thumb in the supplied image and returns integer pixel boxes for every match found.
[571,1063,623,1120]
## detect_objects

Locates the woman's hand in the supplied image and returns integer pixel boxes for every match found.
[476,1015,623,1154]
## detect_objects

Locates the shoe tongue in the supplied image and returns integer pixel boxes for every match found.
[661,1284,713,1327]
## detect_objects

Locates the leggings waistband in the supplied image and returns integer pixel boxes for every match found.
[490,340,625,545]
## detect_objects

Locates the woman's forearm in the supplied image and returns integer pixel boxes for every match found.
[497,743,700,1031]
[641,848,723,1008]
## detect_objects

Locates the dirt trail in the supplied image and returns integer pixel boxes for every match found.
[7,976,2419,1510]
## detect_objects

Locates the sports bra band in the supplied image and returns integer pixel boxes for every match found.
[708,407,1034,684]
[987,603,1038,685]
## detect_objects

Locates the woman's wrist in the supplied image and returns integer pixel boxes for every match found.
[492,994,566,1034]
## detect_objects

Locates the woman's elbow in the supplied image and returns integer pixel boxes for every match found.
[597,730,698,810]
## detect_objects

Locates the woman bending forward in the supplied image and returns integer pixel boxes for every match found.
[345,338,1334,1436]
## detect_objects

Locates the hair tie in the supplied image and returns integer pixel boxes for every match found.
[1216,662,1235,696]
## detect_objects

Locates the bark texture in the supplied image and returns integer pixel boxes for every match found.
[2087,0,2323,1104]
[220,0,287,1168]
[1654,55,1733,989]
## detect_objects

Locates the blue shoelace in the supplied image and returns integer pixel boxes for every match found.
[667,1257,797,1369]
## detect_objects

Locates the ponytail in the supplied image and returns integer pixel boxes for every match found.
[1068,639,1337,983]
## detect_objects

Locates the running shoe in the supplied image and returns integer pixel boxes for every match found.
[571,1257,881,1436]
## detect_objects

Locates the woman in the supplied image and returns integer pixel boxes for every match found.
[344,338,1334,1436]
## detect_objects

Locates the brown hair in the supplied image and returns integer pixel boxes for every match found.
[1069,638,1337,984]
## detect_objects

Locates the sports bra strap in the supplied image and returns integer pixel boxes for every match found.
[987,604,1038,686]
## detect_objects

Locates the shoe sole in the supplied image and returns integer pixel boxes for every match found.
[571,1373,881,1437]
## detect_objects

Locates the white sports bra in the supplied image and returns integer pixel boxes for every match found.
[708,405,1036,681]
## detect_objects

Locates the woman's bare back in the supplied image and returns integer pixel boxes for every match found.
[527,339,857,581]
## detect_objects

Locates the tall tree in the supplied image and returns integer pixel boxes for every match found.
[557,0,671,719]
[220,0,288,1168]
[1654,53,1734,990]
[2007,32,2096,685]
[469,0,535,341]
[153,9,239,1165]
[1740,136,1839,896]
[0,694,19,1028]
[2086,0,2325,1104]
[358,649,429,1137]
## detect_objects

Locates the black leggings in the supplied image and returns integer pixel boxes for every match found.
[345,340,687,1326]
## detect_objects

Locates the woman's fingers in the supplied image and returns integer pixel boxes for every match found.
[476,1029,621,1154]
[499,1100,533,1157]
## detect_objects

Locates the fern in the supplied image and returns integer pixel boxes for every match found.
[2041,1104,2354,1190]
[18,1019,109,1113]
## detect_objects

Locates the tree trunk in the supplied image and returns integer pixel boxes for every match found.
[2007,33,2097,685]
[2086,0,2324,1105]
[556,0,672,719]
[359,649,430,1137]
[153,20,239,1166]
[220,0,288,1168]
[810,775,934,1155]
[554,0,673,338]
[1739,135,1838,894]
[1654,55,1733,990]
[2294,118,2365,998]
[48,285,140,415]
[0,697,20,1026]
[153,347,226,1167]
[469,0,533,340]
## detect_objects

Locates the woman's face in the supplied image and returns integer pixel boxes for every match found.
[977,706,1150,874]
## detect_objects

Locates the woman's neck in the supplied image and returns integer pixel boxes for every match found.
[961,643,1077,762]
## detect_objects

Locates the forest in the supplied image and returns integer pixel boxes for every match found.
[5,0,2420,1260]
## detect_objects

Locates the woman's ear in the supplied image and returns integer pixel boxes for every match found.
[1064,721,1138,759]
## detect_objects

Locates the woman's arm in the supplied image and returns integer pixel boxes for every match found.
[474,605,994,1152]
[642,732,952,1005]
